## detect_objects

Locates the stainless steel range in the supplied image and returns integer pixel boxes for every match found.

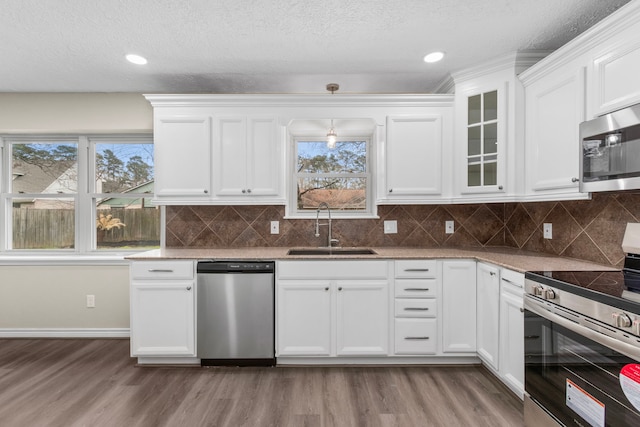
[523,224,640,427]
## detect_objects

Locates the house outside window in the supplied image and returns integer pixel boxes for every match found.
[0,135,159,253]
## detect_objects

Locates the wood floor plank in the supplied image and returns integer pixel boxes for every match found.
[0,339,524,427]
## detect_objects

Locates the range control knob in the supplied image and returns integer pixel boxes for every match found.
[543,289,557,300]
[533,286,544,297]
[613,312,632,328]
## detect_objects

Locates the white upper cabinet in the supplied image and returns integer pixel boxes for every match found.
[589,3,640,116]
[153,115,213,202]
[384,115,445,200]
[451,53,544,202]
[213,116,283,203]
[521,57,587,200]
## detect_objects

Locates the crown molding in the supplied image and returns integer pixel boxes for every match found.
[451,51,548,85]
[144,93,455,108]
[519,0,640,85]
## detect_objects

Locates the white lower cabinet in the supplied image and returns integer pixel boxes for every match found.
[130,261,196,358]
[476,262,500,371]
[395,318,437,355]
[499,269,525,399]
[276,280,332,356]
[336,281,389,355]
[393,260,439,355]
[441,260,477,353]
[276,261,389,358]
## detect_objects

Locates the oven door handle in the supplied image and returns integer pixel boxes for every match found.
[524,296,640,361]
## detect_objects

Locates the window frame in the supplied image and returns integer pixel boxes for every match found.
[287,135,376,219]
[0,134,157,255]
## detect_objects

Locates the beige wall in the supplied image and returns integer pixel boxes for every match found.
[0,93,152,133]
[0,93,149,334]
[0,265,129,329]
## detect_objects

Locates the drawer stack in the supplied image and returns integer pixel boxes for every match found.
[393,260,438,355]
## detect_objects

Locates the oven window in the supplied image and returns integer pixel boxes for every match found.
[525,310,640,426]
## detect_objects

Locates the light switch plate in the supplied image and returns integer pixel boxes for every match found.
[270,221,280,234]
[384,220,398,234]
[543,223,552,239]
[445,220,454,234]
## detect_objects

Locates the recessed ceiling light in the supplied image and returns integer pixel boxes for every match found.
[423,51,445,63]
[126,54,148,65]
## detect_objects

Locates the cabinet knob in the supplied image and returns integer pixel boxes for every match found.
[388,189,393,193]
[324,287,329,291]
[186,286,192,291]
[498,185,503,190]
[338,287,343,291]
[490,271,496,276]
[242,189,246,193]
[247,188,252,193]
[572,177,579,183]
[204,190,208,194]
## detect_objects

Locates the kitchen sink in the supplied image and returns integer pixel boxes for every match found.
[287,247,377,256]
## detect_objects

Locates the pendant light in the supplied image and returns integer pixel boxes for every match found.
[327,119,337,149]
[326,83,339,149]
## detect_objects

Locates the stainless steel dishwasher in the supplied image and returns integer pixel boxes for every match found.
[197,261,275,366]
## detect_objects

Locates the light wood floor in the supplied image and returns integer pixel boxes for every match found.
[0,339,523,427]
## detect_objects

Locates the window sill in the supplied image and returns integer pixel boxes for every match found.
[0,253,132,266]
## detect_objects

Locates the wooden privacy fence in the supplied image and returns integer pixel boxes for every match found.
[12,208,160,249]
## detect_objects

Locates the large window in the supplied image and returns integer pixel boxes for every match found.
[0,135,159,253]
[293,138,372,216]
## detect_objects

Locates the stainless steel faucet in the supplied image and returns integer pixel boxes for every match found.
[315,202,339,247]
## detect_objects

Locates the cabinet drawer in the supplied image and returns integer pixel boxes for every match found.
[395,299,437,318]
[395,318,437,355]
[395,260,437,278]
[394,278,437,298]
[131,261,195,280]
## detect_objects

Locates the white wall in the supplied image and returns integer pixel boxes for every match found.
[0,93,152,336]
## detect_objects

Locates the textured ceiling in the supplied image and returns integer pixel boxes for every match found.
[0,0,632,93]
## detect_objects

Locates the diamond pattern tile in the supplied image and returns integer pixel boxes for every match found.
[164,190,640,267]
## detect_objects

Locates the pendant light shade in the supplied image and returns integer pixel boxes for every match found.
[327,119,337,149]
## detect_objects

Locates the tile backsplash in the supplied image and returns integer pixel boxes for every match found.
[166,191,640,267]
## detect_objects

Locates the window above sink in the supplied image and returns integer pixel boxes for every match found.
[286,118,378,219]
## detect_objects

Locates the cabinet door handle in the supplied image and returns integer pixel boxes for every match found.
[204,189,208,194]
[490,271,496,276]
[324,287,329,291]
[404,268,430,272]
[520,307,525,313]
[186,286,192,291]
[502,278,523,288]
[525,335,540,340]
[389,188,393,193]
[572,177,579,183]
[405,336,430,340]
[498,185,503,190]
[404,288,430,291]
[404,307,429,311]
[148,269,174,273]
[338,287,343,291]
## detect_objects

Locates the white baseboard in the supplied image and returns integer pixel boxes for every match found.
[0,328,130,338]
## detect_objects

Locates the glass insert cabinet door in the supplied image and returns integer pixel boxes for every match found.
[467,90,500,189]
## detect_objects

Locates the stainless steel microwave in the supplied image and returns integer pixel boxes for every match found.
[579,103,640,192]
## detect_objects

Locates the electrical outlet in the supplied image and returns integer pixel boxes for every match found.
[86,294,95,308]
[270,221,279,234]
[384,220,398,234]
[445,220,455,234]
[543,223,552,239]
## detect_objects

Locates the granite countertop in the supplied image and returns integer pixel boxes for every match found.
[127,246,617,273]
